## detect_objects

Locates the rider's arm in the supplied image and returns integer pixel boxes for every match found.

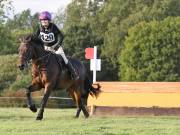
[53,24,64,46]
[57,32,64,46]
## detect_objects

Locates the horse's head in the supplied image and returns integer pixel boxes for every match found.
[18,35,34,70]
[18,35,45,70]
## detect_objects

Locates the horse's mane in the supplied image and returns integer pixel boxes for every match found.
[20,34,43,47]
[31,36,44,46]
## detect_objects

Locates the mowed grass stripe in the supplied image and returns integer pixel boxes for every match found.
[0,108,180,135]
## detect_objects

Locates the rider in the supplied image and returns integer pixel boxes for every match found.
[33,11,79,80]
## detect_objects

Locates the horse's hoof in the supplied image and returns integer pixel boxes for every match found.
[36,116,43,120]
[85,113,89,118]
[29,104,37,113]
[74,116,79,118]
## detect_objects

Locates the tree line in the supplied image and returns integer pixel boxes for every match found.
[0,0,180,93]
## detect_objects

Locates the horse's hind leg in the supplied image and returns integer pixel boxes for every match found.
[80,98,89,118]
[74,90,89,118]
[75,108,81,118]
[67,88,82,118]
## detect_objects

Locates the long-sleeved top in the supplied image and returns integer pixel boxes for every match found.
[33,23,64,47]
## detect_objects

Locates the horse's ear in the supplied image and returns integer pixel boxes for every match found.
[19,38,23,43]
[19,38,22,42]
[26,35,32,42]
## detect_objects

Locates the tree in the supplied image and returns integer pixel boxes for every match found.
[6,9,38,32]
[63,24,97,59]
[0,0,12,23]
[1,9,39,55]
[119,17,180,81]
[0,25,15,55]
[100,0,180,80]
[63,0,105,30]
[0,0,15,55]
[53,8,66,28]
[62,0,180,81]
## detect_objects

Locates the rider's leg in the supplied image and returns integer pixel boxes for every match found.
[56,46,79,80]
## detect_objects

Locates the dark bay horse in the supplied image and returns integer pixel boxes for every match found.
[18,35,100,120]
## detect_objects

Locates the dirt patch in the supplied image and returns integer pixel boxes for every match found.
[90,106,180,116]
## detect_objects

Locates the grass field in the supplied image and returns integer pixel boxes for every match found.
[1,108,180,135]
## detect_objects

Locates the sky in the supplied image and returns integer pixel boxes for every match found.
[11,0,72,14]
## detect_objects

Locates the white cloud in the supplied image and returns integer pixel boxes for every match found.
[11,0,72,14]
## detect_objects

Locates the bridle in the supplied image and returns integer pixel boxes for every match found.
[20,43,33,62]
[19,41,51,69]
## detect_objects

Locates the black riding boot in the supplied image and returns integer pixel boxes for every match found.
[67,61,79,80]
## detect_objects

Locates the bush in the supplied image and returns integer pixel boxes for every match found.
[119,17,180,81]
[0,54,32,94]
[0,26,17,55]
[0,54,19,92]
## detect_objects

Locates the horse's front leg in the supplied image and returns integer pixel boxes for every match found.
[36,84,53,120]
[26,83,41,112]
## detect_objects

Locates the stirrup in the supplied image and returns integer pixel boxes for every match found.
[71,73,79,80]
[67,61,79,80]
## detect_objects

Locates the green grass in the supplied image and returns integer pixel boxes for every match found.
[0,108,180,135]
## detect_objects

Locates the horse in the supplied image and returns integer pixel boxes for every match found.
[18,35,101,120]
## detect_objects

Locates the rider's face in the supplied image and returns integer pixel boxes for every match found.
[40,20,50,27]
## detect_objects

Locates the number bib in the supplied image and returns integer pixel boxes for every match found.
[40,32,55,43]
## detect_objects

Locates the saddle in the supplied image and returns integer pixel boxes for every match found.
[54,54,71,78]
[54,54,65,68]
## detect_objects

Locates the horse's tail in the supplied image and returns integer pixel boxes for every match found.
[84,76,101,98]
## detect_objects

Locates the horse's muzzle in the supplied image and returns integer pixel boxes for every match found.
[18,64,25,70]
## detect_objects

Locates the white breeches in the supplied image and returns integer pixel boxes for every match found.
[45,46,69,64]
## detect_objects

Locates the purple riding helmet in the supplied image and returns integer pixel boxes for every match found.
[39,11,52,21]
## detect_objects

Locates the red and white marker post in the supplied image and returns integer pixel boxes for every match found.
[85,46,101,83]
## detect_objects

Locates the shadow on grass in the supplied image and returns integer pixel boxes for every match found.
[0,115,34,121]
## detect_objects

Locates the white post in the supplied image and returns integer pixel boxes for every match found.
[93,46,97,83]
